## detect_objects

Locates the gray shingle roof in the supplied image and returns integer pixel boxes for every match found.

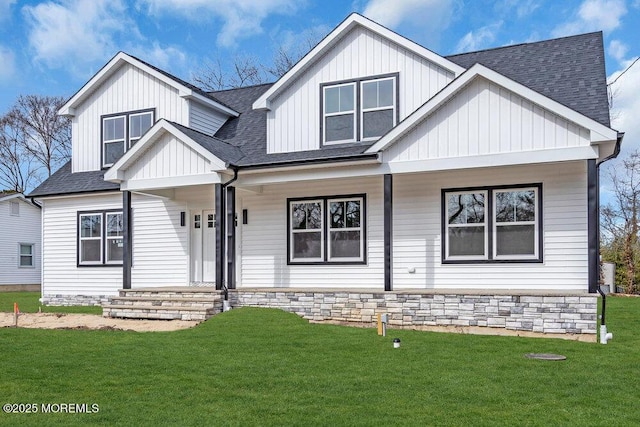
[169,121,245,164]
[31,31,612,197]
[445,31,610,127]
[28,161,120,197]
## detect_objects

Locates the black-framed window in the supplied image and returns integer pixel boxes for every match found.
[102,109,154,168]
[288,194,366,264]
[78,210,123,266]
[321,74,398,145]
[442,184,542,263]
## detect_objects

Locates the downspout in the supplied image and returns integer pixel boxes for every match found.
[220,167,238,311]
[595,132,624,344]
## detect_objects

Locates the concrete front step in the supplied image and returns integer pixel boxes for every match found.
[103,287,224,321]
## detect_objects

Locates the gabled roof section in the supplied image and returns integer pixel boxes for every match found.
[104,119,242,182]
[0,192,39,207]
[58,52,239,118]
[252,13,465,110]
[366,64,618,154]
[446,32,610,127]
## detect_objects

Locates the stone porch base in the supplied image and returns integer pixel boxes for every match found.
[230,288,598,342]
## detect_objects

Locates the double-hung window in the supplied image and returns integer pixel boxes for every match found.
[78,210,124,266]
[322,74,397,144]
[102,109,154,168]
[288,195,366,264]
[443,184,541,263]
[18,243,34,267]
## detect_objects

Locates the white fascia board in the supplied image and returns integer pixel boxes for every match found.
[104,119,228,182]
[252,13,465,111]
[58,52,238,118]
[382,146,599,174]
[367,64,618,154]
[121,174,224,191]
[0,193,27,202]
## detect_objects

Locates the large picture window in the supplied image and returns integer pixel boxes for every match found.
[442,184,542,263]
[288,195,366,264]
[78,210,124,266]
[322,74,397,145]
[102,109,154,168]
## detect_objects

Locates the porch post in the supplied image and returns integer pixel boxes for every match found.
[122,190,132,290]
[587,159,599,293]
[226,186,236,289]
[384,174,393,291]
[215,183,225,290]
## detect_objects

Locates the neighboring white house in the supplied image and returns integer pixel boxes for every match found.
[0,193,41,290]
[30,14,622,339]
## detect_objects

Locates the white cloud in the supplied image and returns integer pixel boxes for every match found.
[23,0,134,69]
[0,0,16,21]
[552,0,627,37]
[137,0,302,48]
[609,40,628,63]
[455,21,503,52]
[135,43,187,72]
[0,45,16,83]
[362,0,454,30]
[609,56,640,155]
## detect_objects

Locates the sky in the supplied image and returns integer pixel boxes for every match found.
[0,0,638,169]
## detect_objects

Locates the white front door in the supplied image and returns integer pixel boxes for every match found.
[190,210,216,283]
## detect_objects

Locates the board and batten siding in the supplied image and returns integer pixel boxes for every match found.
[130,194,189,287]
[189,102,228,136]
[0,199,41,285]
[392,161,588,291]
[238,177,384,288]
[41,194,122,296]
[383,77,591,163]
[266,26,455,154]
[125,133,213,181]
[72,63,190,173]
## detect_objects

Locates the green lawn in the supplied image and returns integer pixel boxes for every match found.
[0,294,638,426]
[0,292,102,315]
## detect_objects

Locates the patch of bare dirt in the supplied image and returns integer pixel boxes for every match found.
[0,312,200,332]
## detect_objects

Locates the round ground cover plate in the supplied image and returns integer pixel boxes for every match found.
[524,353,567,361]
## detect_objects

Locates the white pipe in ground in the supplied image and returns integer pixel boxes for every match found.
[600,325,613,344]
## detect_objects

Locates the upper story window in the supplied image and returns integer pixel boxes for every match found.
[322,74,398,145]
[102,109,154,168]
[9,201,19,216]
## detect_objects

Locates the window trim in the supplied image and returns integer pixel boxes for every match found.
[101,108,155,168]
[18,243,34,268]
[320,73,399,146]
[441,184,543,264]
[287,194,367,265]
[77,209,124,267]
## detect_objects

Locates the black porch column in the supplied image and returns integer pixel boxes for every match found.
[226,186,236,289]
[215,183,225,290]
[587,159,599,293]
[122,190,132,289]
[384,174,393,291]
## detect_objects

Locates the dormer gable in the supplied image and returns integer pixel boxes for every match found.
[62,52,240,174]
[252,13,466,155]
[59,52,238,118]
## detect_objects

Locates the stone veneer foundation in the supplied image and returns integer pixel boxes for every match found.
[230,289,598,341]
[42,288,599,342]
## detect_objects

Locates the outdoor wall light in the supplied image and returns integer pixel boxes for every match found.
[180,211,185,227]
[242,209,248,225]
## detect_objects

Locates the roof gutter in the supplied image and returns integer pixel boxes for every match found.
[235,153,381,172]
[595,131,623,344]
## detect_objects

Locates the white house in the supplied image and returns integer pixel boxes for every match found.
[30,14,622,340]
[0,193,41,290]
